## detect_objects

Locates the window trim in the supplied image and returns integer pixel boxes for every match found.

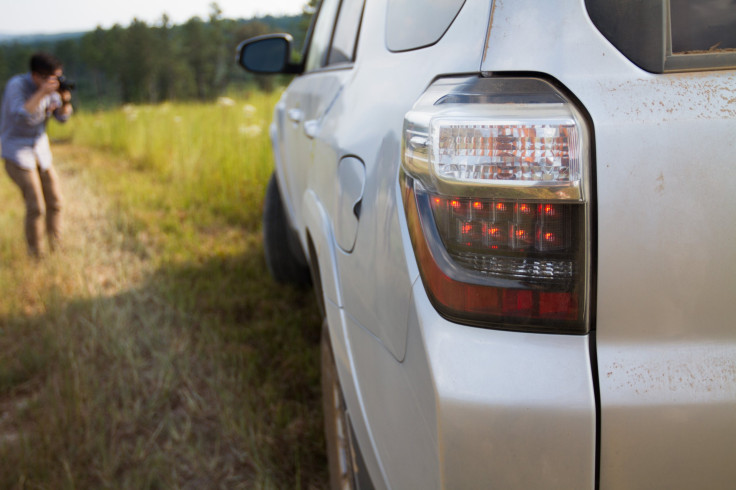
[301,0,338,73]
[585,0,736,73]
[326,0,366,67]
[300,0,366,74]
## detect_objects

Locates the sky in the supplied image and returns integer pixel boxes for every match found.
[0,0,307,35]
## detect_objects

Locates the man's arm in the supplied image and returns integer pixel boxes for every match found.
[4,77,48,127]
[24,76,59,114]
[54,90,73,121]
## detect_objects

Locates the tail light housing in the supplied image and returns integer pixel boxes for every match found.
[401,77,592,334]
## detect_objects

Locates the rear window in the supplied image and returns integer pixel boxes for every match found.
[386,0,466,52]
[586,0,736,72]
[670,0,736,53]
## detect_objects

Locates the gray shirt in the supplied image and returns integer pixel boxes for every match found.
[0,72,69,170]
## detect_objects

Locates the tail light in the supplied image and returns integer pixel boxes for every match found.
[401,77,592,334]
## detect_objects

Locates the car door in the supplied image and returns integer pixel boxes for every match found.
[275,0,365,243]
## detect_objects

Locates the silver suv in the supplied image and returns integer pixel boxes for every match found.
[238,0,736,488]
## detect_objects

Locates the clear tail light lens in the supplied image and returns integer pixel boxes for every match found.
[401,77,592,334]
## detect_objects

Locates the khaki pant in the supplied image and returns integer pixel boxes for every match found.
[4,160,63,257]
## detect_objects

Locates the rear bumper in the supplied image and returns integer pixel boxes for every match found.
[412,281,597,488]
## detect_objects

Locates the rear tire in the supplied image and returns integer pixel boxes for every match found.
[262,172,311,285]
[321,322,358,490]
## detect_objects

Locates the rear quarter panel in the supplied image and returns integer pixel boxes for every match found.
[483,0,736,487]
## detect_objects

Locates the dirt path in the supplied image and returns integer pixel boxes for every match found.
[54,146,151,295]
[1,143,327,488]
[0,148,152,450]
[0,148,260,488]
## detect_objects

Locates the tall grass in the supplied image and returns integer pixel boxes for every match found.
[57,92,280,229]
[0,91,325,488]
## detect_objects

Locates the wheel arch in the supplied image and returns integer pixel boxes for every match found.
[301,189,343,309]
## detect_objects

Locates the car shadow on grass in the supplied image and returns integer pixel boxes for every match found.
[0,246,327,489]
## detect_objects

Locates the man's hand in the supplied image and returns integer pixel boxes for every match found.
[25,72,63,114]
[40,75,60,95]
[58,89,73,117]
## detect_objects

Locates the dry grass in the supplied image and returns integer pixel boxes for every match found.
[0,95,325,489]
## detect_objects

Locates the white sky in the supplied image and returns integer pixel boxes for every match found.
[0,0,307,35]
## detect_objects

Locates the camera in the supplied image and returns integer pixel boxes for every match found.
[57,75,75,92]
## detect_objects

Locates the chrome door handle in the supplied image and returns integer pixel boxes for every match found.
[287,108,303,123]
[304,119,320,139]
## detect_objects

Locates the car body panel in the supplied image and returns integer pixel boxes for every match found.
[411,281,596,489]
[319,0,597,486]
[274,69,351,272]
[302,188,344,308]
[313,0,493,362]
[483,0,736,487]
[260,0,736,487]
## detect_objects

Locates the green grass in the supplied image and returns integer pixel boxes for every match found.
[58,93,279,229]
[0,91,325,489]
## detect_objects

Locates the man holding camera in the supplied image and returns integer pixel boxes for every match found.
[1,52,73,258]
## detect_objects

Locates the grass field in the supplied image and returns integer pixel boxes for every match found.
[0,92,326,489]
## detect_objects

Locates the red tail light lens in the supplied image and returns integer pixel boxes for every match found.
[403,177,583,331]
[430,197,575,256]
[401,77,591,334]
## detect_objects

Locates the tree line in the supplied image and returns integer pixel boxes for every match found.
[0,3,310,108]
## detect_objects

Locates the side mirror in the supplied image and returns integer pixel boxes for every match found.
[237,34,302,74]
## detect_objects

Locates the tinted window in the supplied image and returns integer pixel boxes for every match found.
[586,0,736,72]
[386,0,466,52]
[670,0,736,53]
[305,0,342,72]
[328,0,366,65]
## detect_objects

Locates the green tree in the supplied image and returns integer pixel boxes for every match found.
[180,16,216,100]
[0,4,313,106]
[230,21,274,91]
[152,15,176,101]
[208,3,230,95]
[80,27,110,101]
[120,19,157,102]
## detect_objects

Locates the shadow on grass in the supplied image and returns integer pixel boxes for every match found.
[0,243,326,489]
